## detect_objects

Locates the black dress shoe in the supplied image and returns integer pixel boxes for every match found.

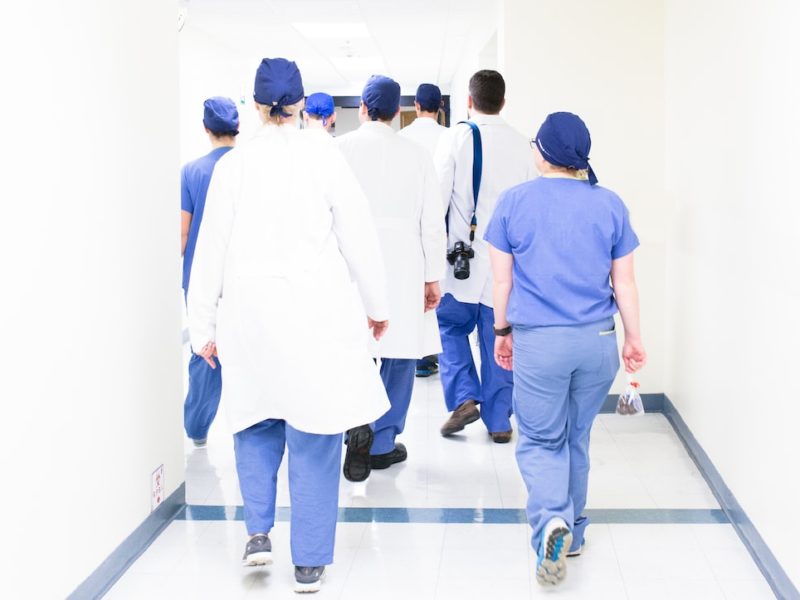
[370,443,408,470]
[343,425,373,482]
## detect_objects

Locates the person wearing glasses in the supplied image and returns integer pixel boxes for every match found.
[484,112,647,587]
[187,58,391,593]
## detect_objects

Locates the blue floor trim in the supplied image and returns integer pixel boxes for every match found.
[664,396,799,600]
[69,483,186,600]
[178,505,727,525]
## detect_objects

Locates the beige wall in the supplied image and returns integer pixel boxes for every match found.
[0,1,183,597]
[664,0,800,588]
[499,0,667,394]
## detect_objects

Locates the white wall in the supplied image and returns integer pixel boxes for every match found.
[496,0,667,394]
[0,1,183,597]
[664,0,800,588]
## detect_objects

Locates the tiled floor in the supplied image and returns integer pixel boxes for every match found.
[107,369,775,599]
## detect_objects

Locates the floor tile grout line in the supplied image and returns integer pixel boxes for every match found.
[335,523,368,600]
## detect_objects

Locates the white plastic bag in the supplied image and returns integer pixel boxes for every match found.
[616,375,644,416]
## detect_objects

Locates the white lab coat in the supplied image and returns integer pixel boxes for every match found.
[337,121,447,359]
[188,124,391,435]
[398,116,450,159]
[436,113,536,307]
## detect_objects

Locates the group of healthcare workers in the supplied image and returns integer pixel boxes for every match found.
[182,55,645,593]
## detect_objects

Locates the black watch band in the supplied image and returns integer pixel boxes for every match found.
[494,325,512,336]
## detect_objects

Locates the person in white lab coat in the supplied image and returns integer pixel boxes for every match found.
[187,58,391,594]
[399,83,448,379]
[437,70,536,444]
[337,75,446,481]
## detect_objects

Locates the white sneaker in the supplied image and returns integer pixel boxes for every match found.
[536,517,572,586]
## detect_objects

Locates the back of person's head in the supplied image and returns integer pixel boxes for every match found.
[361,75,401,122]
[203,97,239,137]
[534,112,598,185]
[468,70,505,114]
[305,92,336,126]
[415,83,442,114]
[253,57,305,125]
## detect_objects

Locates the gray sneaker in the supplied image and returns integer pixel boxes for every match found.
[294,566,325,593]
[242,534,272,566]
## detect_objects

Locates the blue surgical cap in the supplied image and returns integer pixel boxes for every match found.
[415,83,441,113]
[305,93,335,118]
[362,75,401,120]
[534,112,598,185]
[253,58,304,117]
[203,97,239,134]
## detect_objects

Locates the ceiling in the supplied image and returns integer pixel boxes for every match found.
[180,0,498,95]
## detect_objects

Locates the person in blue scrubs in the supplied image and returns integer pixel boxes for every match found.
[484,112,647,587]
[181,96,239,447]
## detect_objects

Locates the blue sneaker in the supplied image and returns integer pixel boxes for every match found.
[536,517,572,586]
[415,358,439,377]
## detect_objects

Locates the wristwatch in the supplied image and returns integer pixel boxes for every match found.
[493,325,512,336]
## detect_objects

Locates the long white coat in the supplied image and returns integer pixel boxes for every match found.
[435,114,536,307]
[337,121,447,359]
[188,124,391,435]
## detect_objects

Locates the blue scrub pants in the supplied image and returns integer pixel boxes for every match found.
[436,293,514,433]
[234,419,343,567]
[512,318,619,554]
[184,353,222,440]
[372,358,416,455]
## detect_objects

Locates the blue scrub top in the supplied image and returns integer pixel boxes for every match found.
[484,176,639,327]
[181,146,233,292]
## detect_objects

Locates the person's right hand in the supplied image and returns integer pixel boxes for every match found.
[622,337,647,373]
[368,317,389,341]
[198,341,218,369]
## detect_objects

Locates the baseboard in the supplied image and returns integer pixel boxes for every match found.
[663,397,799,600]
[68,482,186,600]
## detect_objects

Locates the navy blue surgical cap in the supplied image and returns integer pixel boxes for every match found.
[203,97,239,134]
[534,112,598,185]
[415,83,442,113]
[305,93,335,117]
[254,58,304,117]
[362,75,401,120]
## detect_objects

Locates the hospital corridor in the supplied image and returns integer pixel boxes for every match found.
[1,0,799,599]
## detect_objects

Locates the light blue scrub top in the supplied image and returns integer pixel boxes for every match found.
[483,176,639,327]
[181,146,233,292]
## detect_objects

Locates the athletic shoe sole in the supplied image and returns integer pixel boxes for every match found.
[343,425,373,482]
[294,571,325,593]
[536,526,572,586]
[243,551,272,567]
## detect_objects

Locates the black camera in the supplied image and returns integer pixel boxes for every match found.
[447,241,475,280]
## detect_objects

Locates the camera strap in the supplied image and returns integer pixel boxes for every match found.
[458,121,482,242]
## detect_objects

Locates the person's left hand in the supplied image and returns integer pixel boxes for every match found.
[424,281,442,312]
[198,341,218,369]
[494,334,513,371]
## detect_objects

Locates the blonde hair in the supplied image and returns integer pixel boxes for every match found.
[553,165,590,181]
[257,99,305,125]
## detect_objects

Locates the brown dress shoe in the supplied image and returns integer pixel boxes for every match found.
[490,430,513,444]
[440,400,480,436]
